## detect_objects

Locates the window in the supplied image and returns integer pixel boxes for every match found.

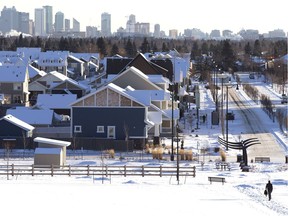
[74,125,82,133]
[13,83,22,91]
[97,126,104,133]
[107,126,115,139]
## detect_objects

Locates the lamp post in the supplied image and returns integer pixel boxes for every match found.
[176,123,179,183]
[225,84,239,150]
[171,84,174,161]
[226,86,229,150]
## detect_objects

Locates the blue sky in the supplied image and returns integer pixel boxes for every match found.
[1,0,287,34]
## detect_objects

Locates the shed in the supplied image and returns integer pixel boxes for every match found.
[33,137,71,166]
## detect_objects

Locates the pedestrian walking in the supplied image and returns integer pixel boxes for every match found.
[265,180,273,201]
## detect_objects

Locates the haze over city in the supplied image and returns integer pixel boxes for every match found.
[1,0,287,35]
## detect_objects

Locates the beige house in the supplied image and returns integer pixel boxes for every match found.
[34,137,71,166]
[0,65,30,106]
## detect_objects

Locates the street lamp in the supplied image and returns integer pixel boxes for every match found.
[176,123,179,183]
[225,84,239,150]
[171,83,175,161]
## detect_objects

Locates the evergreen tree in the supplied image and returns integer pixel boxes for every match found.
[221,39,235,71]
[140,37,150,53]
[244,42,252,55]
[253,40,261,56]
[111,43,119,56]
[125,38,134,57]
[96,37,107,58]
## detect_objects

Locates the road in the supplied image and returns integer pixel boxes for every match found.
[228,86,286,163]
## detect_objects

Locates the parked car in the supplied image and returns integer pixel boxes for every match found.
[249,73,255,79]
[226,112,235,120]
[281,94,288,104]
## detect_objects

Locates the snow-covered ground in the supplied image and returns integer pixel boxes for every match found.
[0,73,287,216]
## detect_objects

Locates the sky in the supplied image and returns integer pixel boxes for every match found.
[1,0,288,34]
[0,72,287,216]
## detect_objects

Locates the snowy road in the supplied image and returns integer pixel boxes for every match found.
[227,80,286,163]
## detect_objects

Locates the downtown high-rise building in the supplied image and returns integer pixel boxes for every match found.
[34,8,46,36]
[72,18,80,32]
[43,5,53,34]
[101,12,111,36]
[55,11,64,32]
[0,6,19,33]
[18,12,30,34]
[154,24,160,38]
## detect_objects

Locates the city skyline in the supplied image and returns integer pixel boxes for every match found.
[0,0,287,35]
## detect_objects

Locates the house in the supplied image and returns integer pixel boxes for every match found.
[33,137,71,166]
[108,66,179,140]
[70,83,152,150]
[68,53,100,78]
[50,78,90,98]
[28,71,89,103]
[0,114,35,148]
[0,65,30,106]
[67,54,85,79]
[32,51,68,76]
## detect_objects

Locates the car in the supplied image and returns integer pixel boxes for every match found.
[281,94,288,104]
[249,74,255,79]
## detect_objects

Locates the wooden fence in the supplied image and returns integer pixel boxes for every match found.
[0,164,196,178]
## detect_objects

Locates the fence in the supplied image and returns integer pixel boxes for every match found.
[0,164,196,178]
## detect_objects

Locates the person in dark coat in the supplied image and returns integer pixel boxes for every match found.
[265,180,273,201]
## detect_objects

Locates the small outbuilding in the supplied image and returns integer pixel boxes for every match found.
[33,137,71,166]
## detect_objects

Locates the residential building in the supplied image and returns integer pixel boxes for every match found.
[0,65,30,106]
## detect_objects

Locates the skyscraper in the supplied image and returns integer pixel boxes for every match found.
[43,5,53,34]
[34,8,45,36]
[72,18,80,32]
[18,12,30,34]
[55,11,64,32]
[0,6,18,33]
[101,12,111,36]
[126,14,136,35]
[154,24,160,38]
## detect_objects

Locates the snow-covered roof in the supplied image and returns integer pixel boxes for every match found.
[70,82,146,108]
[148,75,171,84]
[70,53,99,62]
[0,114,35,131]
[52,77,90,91]
[34,137,71,147]
[28,64,46,79]
[7,108,54,125]
[36,94,77,109]
[37,51,68,67]
[68,55,85,64]
[0,65,28,82]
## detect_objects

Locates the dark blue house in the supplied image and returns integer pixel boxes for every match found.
[0,114,35,138]
[70,83,151,149]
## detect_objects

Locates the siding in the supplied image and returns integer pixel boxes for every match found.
[72,107,146,139]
